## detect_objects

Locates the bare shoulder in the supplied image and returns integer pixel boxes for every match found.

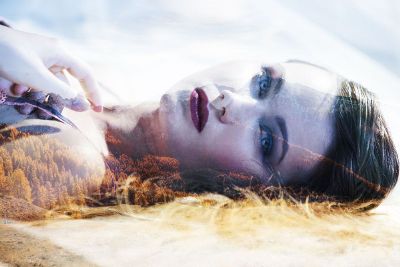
[0,105,105,209]
[0,105,103,158]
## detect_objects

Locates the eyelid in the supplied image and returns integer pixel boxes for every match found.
[262,66,285,96]
[258,119,275,157]
[261,64,284,79]
[251,65,284,99]
[258,122,276,175]
[250,70,268,99]
[253,118,278,179]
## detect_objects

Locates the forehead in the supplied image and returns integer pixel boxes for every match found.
[281,61,339,97]
[275,62,338,181]
[175,61,339,95]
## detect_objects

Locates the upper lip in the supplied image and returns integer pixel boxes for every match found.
[190,88,209,132]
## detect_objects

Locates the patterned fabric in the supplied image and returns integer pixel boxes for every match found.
[0,89,6,104]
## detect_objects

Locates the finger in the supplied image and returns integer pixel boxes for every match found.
[15,89,36,114]
[0,77,13,95]
[15,91,46,115]
[11,84,29,96]
[54,53,103,112]
[37,93,63,120]
[16,104,35,115]
[48,69,91,112]
[46,93,64,113]
[23,90,47,101]
[50,66,70,84]
[20,64,78,99]
[63,94,90,112]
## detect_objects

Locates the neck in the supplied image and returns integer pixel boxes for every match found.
[100,103,167,159]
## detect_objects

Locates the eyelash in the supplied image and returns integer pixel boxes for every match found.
[256,67,273,99]
[259,122,274,159]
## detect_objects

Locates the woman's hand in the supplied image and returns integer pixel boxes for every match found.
[0,26,103,112]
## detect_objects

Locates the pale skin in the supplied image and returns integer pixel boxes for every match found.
[153,60,338,186]
[0,26,103,112]
[0,29,339,187]
[96,60,339,187]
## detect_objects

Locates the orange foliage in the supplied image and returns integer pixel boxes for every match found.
[0,125,268,211]
[0,126,188,209]
[0,127,103,209]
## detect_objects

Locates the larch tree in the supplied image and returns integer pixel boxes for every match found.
[9,168,32,203]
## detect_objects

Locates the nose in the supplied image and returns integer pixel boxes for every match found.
[210,89,258,124]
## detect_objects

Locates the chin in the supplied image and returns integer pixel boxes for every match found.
[160,92,176,112]
[159,92,189,147]
[159,93,176,135]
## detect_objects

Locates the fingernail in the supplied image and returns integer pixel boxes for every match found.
[93,105,103,112]
[12,84,29,95]
[24,91,46,101]
[70,97,90,112]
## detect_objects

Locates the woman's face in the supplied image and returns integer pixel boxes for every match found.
[158,60,338,186]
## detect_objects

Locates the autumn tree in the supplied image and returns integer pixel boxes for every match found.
[8,168,32,203]
[0,148,13,176]
[0,157,4,177]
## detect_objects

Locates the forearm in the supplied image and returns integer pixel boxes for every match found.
[0,19,15,80]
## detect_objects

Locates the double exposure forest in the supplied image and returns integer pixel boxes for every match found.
[0,125,186,210]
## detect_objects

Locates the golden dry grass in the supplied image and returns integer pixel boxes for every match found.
[44,192,400,249]
[2,192,399,266]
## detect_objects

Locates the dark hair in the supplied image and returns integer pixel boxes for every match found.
[307,79,399,209]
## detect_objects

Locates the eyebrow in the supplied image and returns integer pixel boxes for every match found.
[264,65,284,97]
[285,59,331,72]
[273,78,284,96]
[275,116,288,164]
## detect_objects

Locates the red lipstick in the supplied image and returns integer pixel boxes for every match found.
[190,88,209,132]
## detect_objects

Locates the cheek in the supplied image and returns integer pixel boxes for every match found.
[204,128,257,171]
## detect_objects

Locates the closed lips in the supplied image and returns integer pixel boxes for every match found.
[190,88,209,132]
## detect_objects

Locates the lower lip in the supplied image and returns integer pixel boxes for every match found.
[190,88,209,132]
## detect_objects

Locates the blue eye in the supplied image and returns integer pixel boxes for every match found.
[257,69,272,99]
[260,124,273,156]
